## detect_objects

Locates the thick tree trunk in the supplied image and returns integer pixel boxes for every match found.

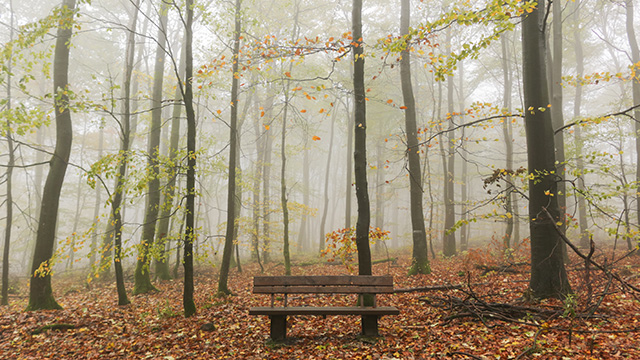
[218,0,242,294]
[27,0,77,311]
[522,0,571,299]
[134,0,168,295]
[401,0,429,275]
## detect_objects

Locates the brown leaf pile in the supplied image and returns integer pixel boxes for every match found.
[1,250,639,359]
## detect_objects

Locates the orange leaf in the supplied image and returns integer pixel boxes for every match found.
[264,125,270,130]
[400,106,407,109]
[216,109,222,115]
[312,135,321,141]
[260,111,265,117]
[285,71,292,77]
[300,109,307,113]
[387,99,393,104]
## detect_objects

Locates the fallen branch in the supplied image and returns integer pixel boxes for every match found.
[541,207,640,293]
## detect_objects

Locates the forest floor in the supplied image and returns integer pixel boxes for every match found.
[1,244,640,359]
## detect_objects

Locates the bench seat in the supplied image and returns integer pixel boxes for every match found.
[249,306,400,316]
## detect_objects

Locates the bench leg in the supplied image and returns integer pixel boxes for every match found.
[361,315,379,337]
[269,315,287,341]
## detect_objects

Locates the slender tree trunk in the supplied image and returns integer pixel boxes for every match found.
[2,0,15,306]
[352,0,372,276]
[279,3,300,275]
[262,93,274,263]
[573,0,589,249]
[345,99,354,231]
[458,61,468,252]
[443,29,456,257]
[27,0,77,311]
[88,130,103,270]
[320,103,337,254]
[501,34,515,250]
[522,0,571,299]
[134,0,169,295]
[182,0,197,316]
[624,0,640,229]
[551,0,567,245]
[298,147,310,252]
[401,0,429,275]
[251,96,264,271]
[155,37,187,281]
[218,0,242,294]
[108,0,141,306]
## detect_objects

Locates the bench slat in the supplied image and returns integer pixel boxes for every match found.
[253,285,395,294]
[253,275,393,287]
[249,306,400,316]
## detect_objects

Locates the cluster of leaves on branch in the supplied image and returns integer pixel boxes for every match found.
[378,0,537,80]
[321,227,390,270]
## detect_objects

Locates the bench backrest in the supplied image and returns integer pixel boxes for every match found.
[253,275,394,294]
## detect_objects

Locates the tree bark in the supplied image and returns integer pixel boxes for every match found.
[2,0,15,306]
[401,0,429,275]
[572,0,589,249]
[352,0,372,276]
[320,102,337,255]
[27,0,77,311]
[218,0,243,294]
[443,28,456,257]
[522,0,571,299]
[501,34,515,250]
[155,35,186,281]
[182,0,197,316]
[624,0,640,229]
[134,0,168,295]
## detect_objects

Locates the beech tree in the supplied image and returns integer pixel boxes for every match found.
[27,0,76,311]
[400,0,430,275]
[521,0,571,299]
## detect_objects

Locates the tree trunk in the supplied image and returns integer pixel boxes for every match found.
[262,93,274,263]
[27,0,77,311]
[624,0,640,229]
[458,61,468,252]
[2,0,15,306]
[155,36,187,281]
[352,0,372,276]
[88,130,103,270]
[550,0,567,245]
[218,0,242,294]
[573,0,589,249]
[182,0,197,316]
[134,0,168,295]
[401,0,429,275]
[345,98,354,231]
[522,0,571,299]
[443,29,456,257]
[501,34,515,250]
[320,102,337,255]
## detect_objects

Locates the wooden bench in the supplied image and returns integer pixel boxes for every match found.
[248,275,399,341]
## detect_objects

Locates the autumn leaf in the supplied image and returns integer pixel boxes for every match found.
[284,71,291,77]
[312,135,321,141]
[264,125,270,130]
